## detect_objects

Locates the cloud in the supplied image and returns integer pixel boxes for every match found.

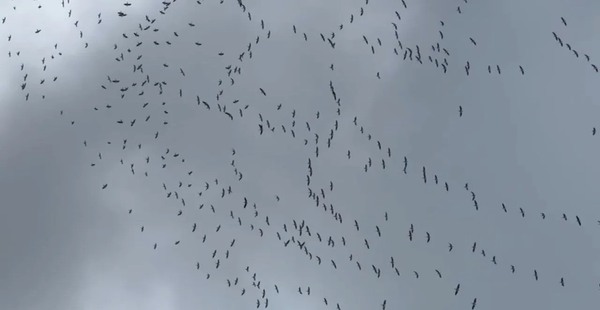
[2,1,600,310]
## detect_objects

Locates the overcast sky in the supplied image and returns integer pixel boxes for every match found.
[2,0,600,309]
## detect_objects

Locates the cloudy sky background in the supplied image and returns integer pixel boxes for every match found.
[2,0,600,309]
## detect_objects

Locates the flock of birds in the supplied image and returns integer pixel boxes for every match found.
[2,0,600,309]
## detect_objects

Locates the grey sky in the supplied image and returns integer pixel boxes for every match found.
[2,0,600,309]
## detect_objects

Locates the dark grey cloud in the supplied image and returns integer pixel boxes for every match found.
[2,1,600,310]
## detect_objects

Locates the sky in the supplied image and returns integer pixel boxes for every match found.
[1,0,600,309]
